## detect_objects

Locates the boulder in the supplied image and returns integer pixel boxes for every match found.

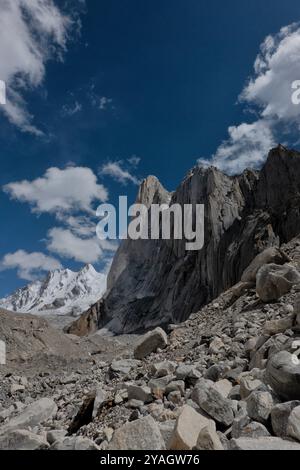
[228,385,241,401]
[287,405,300,442]
[175,364,202,385]
[209,337,225,354]
[266,350,300,400]
[246,391,274,424]
[0,398,57,434]
[0,429,49,450]
[241,247,290,283]
[236,421,270,439]
[108,415,165,450]
[230,437,300,450]
[152,361,177,377]
[240,377,265,400]
[127,385,153,403]
[195,424,224,450]
[159,421,175,447]
[213,379,232,398]
[134,328,168,359]
[191,379,235,427]
[165,380,185,396]
[204,363,230,382]
[271,401,300,437]
[256,263,300,302]
[263,317,295,336]
[249,334,288,370]
[168,405,212,450]
[148,375,174,397]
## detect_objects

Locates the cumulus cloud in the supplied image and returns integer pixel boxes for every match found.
[199,22,300,175]
[0,249,62,281]
[241,23,300,121]
[199,120,276,175]
[4,166,108,215]
[0,0,75,134]
[2,165,117,265]
[99,160,141,185]
[46,227,102,263]
[46,227,117,264]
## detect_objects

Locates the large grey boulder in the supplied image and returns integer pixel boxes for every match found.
[256,263,300,302]
[287,405,300,442]
[244,422,270,438]
[239,377,265,400]
[191,379,235,427]
[195,424,224,450]
[108,415,165,450]
[241,247,290,283]
[263,317,295,336]
[271,401,300,437]
[0,398,57,434]
[152,361,177,378]
[0,430,49,450]
[246,391,274,424]
[230,437,300,450]
[168,405,213,450]
[127,384,153,403]
[266,350,300,400]
[134,327,168,359]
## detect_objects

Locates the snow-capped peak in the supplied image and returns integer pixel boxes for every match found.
[0,265,107,317]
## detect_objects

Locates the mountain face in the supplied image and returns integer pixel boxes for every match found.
[0,264,107,317]
[67,145,300,336]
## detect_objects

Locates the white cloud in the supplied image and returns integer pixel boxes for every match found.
[47,227,103,263]
[0,249,62,281]
[199,120,276,175]
[59,214,96,237]
[100,161,141,185]
[199,22,300,175]
[46,227,118,264]
[0,0,74,134]
[3,165,119,264]
[4,166,108,215]
[241,23,300,121]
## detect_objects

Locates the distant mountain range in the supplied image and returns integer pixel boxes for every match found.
[0,264,106,317]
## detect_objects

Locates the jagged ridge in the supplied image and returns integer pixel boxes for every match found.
[68,145,300,335]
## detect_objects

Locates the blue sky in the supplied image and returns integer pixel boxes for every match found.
[1,0,300,296]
